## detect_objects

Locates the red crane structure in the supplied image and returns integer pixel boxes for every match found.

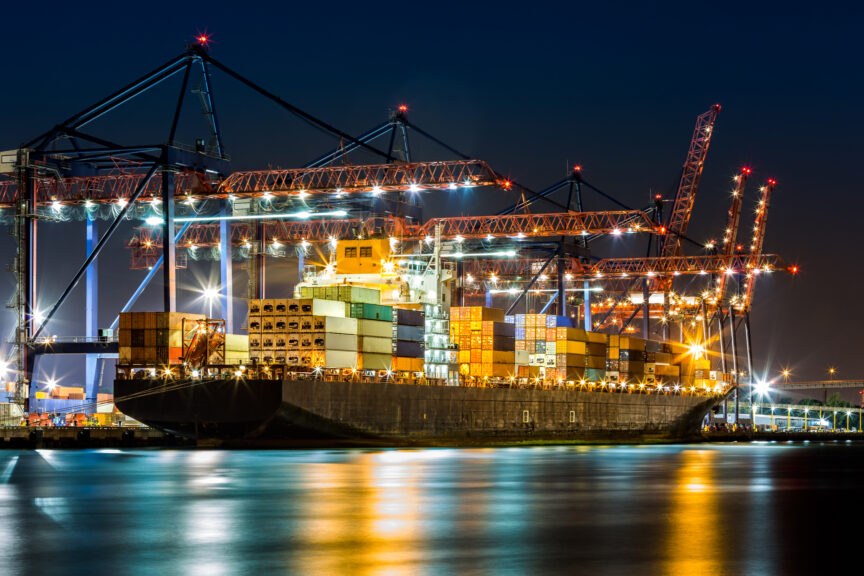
[658,104,721,262]
[711,167,751,305]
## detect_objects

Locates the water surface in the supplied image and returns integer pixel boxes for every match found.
[0,442,858,574]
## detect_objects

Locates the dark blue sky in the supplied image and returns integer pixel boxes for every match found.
[1,2,861,386]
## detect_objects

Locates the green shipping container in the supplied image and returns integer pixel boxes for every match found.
[349,302,393,322]
[337,286,380,304]
[585,368,606,382]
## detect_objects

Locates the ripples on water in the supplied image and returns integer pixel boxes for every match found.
[0,442,861,575]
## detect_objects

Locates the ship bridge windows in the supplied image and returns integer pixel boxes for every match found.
[344,247,357,258]
[359,246,373,258]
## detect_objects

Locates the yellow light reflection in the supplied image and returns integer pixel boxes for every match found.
[295,451,424,575]
[665,449,724,574]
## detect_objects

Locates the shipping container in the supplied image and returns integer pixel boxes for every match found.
[545,315,572,328]
[393,340,424,358]
[392,307,424,326]
[358,336,391,354]
[392,356,423,371]
[556,354,587,367]
[322,350,359,369]
[310,332,358,351]
[586,331,606,344]
[350,302,393,321]
[394,324,424,341]
[556,340,586,355]
[357,319,392,338]
[481,350,515,364]
[292,299,348,317]
[359,353,391,370]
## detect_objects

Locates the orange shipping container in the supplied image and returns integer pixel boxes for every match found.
[393,357,423,371]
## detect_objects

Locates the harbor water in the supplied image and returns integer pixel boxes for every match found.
[0,442,860,574]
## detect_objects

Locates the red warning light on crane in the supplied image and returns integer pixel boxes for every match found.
[573,165,582,172]
[790,265,799,274]
[398,105,408,112]
[197,34,210,46]
[767,179,776,185]
[742,167,752,174]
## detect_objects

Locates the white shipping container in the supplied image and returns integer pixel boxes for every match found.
[357,319,392,338]
[515,350,530,365]
[324,350,358,369]
[318,316,358,334]
[225,334,249,352]
[311,299,348,317]
[317,333,358,351]
[359,336,391,354]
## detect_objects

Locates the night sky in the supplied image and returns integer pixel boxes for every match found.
[1,2,861,388]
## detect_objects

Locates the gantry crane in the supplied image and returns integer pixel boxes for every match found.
[711,167,751,304]
[659,104,722,263]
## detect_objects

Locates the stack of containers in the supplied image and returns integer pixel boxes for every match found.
[118,312,205,365]
[644,339,662,385]
[392,308,425,373]
[423,303,455,381]
[511,313,581,380]
[350,301,393,370]
[248,298,356,368]
[584,331,607,382]
[606,335,645,384]
[551,326,588,381]
[653,342,680,384]
[451,307,515,379]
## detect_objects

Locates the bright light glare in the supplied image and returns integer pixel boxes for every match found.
[754,380,771,396]
[145,216,162,226]
[202,287,219,300]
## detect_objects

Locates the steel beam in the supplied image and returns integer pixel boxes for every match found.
[729,306,740,424]
[505,253,555,316]
[583,280,592,331]
[85,217,98,401]
[162,168,176,312]
[219,199,233,331]
[109,221,193,330]
[31,165,159,340]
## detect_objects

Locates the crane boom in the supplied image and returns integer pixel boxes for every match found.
[740,179,776,310]
[714,167,750,303]
[660,104,721,260]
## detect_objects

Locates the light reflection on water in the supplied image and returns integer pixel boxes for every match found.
[0,443,860,574]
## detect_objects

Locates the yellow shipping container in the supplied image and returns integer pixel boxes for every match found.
[482,350,515,363]
[556,327,588,341]
[586,331,606,344]
[556,341,587,355]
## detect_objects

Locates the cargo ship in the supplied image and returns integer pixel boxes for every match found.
[113,303,728,445]
[115,373,721,446]
[113,238,730,445]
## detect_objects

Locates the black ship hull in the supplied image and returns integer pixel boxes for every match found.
[115,378,718,446]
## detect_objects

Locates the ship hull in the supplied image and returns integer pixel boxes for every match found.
[115,378,718,446]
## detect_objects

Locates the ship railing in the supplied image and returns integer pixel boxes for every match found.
[33,335,119,344]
